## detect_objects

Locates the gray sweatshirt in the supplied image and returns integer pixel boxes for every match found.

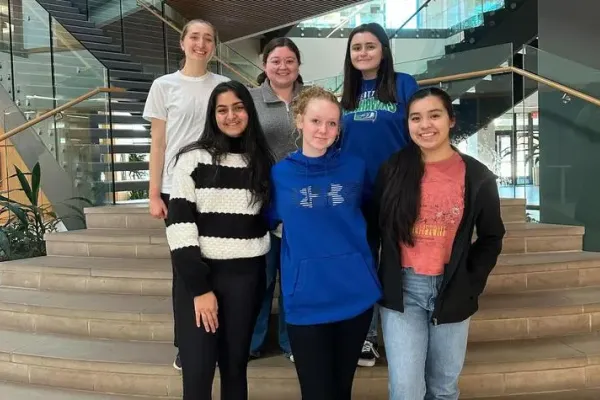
[250,80,303,161]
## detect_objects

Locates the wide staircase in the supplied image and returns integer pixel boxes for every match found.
[0,199,600,398]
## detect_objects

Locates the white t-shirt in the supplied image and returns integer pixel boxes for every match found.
[143,70,229,194]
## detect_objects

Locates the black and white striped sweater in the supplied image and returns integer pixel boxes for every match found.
[165,146,270,297]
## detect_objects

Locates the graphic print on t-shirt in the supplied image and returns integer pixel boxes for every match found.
[401,154,465,276]
[345,90,398,122]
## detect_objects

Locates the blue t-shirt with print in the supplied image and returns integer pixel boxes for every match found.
[341,72,418,191]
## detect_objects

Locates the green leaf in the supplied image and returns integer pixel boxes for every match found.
[2,202,28,226]
[14,166,33,205]
[31,163,40,206]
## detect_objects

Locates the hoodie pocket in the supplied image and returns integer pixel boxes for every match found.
[292,252,380,309]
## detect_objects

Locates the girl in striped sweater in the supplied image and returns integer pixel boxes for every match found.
[166,80,274,400]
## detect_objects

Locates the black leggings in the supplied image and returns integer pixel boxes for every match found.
[175,257,266,400]
[161,192,178,348]
[287,307,374,400]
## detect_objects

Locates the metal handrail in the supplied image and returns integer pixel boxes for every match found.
[0,87,125,143]
[135,0,259,88]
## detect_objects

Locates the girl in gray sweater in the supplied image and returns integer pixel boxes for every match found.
[249,37,304,361]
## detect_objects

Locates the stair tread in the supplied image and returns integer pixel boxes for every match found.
[1,328,600,376]
[477,285,600,318]
[45,228,166,243]
[473,388,600,399]
[84,204,150,215]
[0,255,170,278]
[495,251,600,272]
[503,222,584,237]
[0,381,161,400]
[0,287,170,317]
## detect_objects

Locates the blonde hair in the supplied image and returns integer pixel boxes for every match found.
[291,86,341,119]
[291,86,342,149]
[179,19,217,69]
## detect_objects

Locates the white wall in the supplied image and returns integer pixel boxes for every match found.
[230,36,450,83]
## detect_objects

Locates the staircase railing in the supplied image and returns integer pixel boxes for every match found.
[134,0,259,87]
[0,87,124,143]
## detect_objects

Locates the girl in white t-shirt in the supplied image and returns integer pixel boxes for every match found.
[143,18,229,372]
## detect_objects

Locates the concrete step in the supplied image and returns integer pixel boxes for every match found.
[84,205,163,229]
[0,329,599,398]
[2,272,600,343]
[0,287,172,342]
[502,223,584,253]
[500,198,526,223]
[82,199,525,230]
[472,285,600,341]
[0,381,164,399]
[44,222,582,258]
[487,251,600,294]
[4,250,600,297]
[44,228,168,259]
[473,388,600,400]
[0,256,171,295]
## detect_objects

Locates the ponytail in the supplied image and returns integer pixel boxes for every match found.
[257,71,267,85]
[379,142,424,246]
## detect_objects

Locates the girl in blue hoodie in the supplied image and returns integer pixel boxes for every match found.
[269,86,382,400]
[340,22,419,368]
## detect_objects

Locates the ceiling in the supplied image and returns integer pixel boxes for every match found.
[165,0,367,42]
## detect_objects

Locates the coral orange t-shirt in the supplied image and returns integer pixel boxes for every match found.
[401,152,465,276]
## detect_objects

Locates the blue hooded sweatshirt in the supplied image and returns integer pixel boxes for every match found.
[269,148,382,325]
[342,72,419,191]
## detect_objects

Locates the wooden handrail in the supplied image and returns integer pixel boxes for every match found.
[416,65,600,108]
[510,66,600,108]
[135,0,259,88]
[0,87,125,143]
[416,66,512,85]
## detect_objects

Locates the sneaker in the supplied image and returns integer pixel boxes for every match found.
[284,352,295,363]
[358,340,379,367]
[249,351,261,361]
[173,352,182,371]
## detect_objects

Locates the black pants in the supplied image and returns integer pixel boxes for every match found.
[287,307,374,400]
[161,192,178,348]
[176,257,266,400]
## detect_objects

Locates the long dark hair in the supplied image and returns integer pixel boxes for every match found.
[341,23,397,111]
[175,81,275,206]
[257,37,304,85]
[379,87,455,246]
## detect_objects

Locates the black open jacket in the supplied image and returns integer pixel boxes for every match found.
[372,152,506,325]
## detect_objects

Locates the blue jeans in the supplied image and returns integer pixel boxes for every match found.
[381,268,470,400]
[250,234,291,354]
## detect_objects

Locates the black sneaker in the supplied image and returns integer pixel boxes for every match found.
[173,352,182,371]
[249,351,261,361]
[358,340,379,367]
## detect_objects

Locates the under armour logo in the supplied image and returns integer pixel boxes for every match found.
[327,184,345,206]
[300,186,319,208]
[299,184,347,208]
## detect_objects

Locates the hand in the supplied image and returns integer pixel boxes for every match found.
[149,196,168,219]
[194,292,219,333]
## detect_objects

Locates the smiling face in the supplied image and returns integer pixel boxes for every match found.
[408,95,456,152]
[297,98,340,157]
[215,90,248,138]
[264,45,300,88]
[350,32,383,78]
[180,22,215,65]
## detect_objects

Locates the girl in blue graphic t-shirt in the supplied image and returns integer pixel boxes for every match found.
[340,22,418,368]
